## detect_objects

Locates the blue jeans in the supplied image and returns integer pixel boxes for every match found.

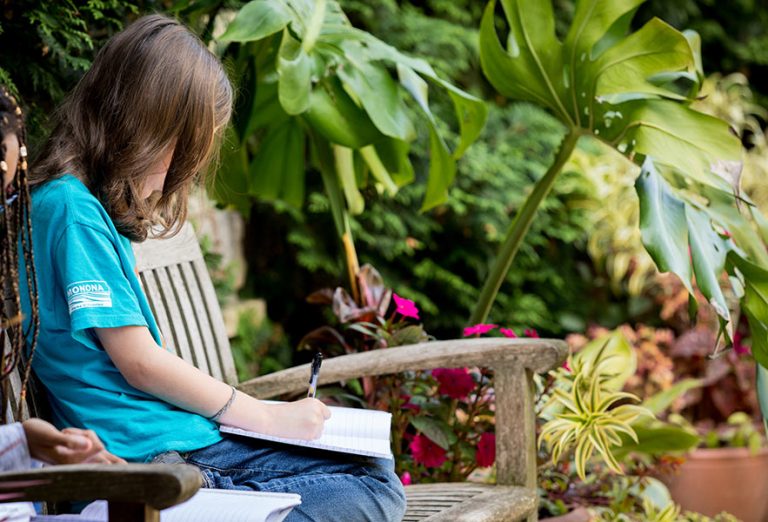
[177,436,407,521]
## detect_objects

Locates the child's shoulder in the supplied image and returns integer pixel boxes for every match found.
[32,174,110,228]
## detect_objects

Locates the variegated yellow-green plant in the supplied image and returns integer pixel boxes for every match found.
[539,344,652,479]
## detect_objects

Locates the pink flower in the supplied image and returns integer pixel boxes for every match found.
[562,360,571,372]
[410,434,447,468]
[432,368,476,400]
[500,328,517,338]
[476,432,496,467]
[733,331,750,356]
[393,293,420,320]
[463,323,498,337]
[400,472,412,485]
[523,328,539,338]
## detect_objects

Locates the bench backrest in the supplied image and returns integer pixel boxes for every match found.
[132,224,237,385]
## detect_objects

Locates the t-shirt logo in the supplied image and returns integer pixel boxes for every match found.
[66,280,112,313]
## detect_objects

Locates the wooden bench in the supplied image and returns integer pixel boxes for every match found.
[0,345,202,521]
[133,223,567,522]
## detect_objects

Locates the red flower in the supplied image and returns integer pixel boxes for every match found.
[393,293,420,320]
[562,360,572,372]
[400,471,412,485]
[476,432,496,467]
[400,394,421,413]
[500,328,517,338]
[409,434,447,468]
[523,328,539,338]
[463,323,498,337]
[432,368,476,400]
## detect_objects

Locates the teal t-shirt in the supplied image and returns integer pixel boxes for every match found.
[20,174,222,462]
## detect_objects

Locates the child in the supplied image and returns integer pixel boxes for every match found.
[24,16,406,521]
[1,85,123,468]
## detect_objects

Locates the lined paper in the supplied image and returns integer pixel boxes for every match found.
[221,405,393,459]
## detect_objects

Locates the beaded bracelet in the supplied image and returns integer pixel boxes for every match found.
[209,385,237,422]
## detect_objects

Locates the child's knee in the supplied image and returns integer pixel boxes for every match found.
[363,463,407,521]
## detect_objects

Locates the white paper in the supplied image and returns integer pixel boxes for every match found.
[0,501,35,522]
[35,489,300,522]
[221,405,393,460]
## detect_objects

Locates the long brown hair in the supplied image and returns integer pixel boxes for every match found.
[32,14,233,241]
[1,86,39,421]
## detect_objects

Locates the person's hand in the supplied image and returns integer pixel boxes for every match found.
[22,419,126,465]
[263,398,331,440]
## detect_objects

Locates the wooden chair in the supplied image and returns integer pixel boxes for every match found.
[133,223,567,522]
[0,332,202,521]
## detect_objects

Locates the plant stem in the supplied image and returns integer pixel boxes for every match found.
[315,136,362,302]
[469,129,581,326]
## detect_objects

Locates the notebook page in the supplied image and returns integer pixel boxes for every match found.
[221,404,393,459]
[78,490,301,522]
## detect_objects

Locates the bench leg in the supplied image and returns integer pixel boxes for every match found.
[108,501,160,522]
[495,364,538,522]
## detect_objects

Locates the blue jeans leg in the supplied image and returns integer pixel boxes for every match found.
[181,436,406,522]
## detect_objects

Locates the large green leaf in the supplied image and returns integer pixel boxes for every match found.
[563,0,645,66]
[410,416,457,451]
[642,378,702,415]
[686,206,730,320]
[337,61,414,142]
[277,32,312,115]
[614,424,700,458]
[635,158,693,294]
[589,18,693,104]
[248,118,306,207]
[302,77,383,149]
[479,0,568,121]
[219,0,291,42]
[728,254,768,367]
[600,101,741,189]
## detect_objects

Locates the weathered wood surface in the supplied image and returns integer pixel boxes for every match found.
[404,483,537,521]
[237,337,567,399]
[133,225,202,271]
[0,464,201,509]
[133,224,238,385]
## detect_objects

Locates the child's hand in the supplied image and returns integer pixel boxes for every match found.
[265,398,331,440]
[22,419,126,465]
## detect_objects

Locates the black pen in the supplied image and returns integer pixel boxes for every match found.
[307,352,323,398]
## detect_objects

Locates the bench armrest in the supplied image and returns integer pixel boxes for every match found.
[237,338,566,490]
[0,464,201,509]
[238,338,567,399]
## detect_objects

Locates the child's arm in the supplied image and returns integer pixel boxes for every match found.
[96,326,331,440]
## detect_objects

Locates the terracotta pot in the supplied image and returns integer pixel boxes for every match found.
[660,447,768,521]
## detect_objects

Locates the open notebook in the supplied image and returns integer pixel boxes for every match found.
[34,489,301,522]
[221,404,393,460]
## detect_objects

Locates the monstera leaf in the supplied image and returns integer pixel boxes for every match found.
[217,0,487,213]
[473,0,768,370]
